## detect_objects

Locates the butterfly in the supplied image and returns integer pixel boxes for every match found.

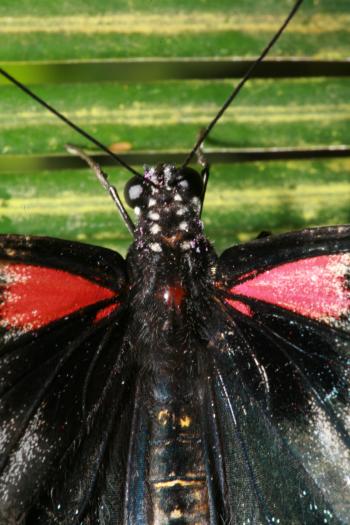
[0,0,349,523]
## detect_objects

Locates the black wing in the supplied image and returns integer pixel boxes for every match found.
[0,236,138,524]
[199,226,350,524]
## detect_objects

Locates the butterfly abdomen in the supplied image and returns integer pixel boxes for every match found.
[147,379,209,524]
[126,292,211,523]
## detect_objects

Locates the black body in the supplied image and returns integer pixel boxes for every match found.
[0,1,348,522]
[0,163,349,524]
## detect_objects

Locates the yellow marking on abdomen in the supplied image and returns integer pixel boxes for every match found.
[157,409,172,426]
[170,508,183,519]
[153,478,204,490]
[180,415,192,428]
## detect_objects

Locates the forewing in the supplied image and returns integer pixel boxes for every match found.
[0,235,130,523]
[201,226,350,523]
[218,225,349,332]
[0,235,125,337]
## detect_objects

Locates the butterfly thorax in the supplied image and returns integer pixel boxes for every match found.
[126,164,217,334]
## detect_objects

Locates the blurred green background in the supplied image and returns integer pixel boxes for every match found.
[0,0,349,255]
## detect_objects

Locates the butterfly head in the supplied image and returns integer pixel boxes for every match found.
[124,164,205,253]
[124,164,203,214]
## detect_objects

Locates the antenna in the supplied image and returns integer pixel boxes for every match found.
[182,0,304,169]
[0,67,142,180]
[0,67,145,235]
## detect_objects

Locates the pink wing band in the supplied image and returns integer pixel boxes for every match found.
[227,254,349,321]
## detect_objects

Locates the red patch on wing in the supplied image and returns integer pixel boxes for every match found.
[0,263,117,331]
[94,303,119,323]
[229,254,349,320]
[225,299,253,317]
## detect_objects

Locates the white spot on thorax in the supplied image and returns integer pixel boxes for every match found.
[150,242,162,252]
[150,224,161,234]
[179,221,188,231]
[164,165,172,177]
[148,211,160,220]
[191,196,200,206]
[180,241,191,251]
[191,196,201,210]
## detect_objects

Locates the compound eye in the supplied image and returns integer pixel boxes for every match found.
[176,167,203,199]
[124,176,148,208]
